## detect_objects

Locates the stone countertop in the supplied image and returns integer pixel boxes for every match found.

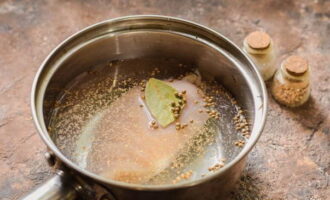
[0,0,329,199]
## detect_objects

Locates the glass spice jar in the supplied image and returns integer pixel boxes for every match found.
[271,55,311,107]
[243,31,277,81]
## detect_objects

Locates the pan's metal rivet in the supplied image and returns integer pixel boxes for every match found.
[44,152,56,166]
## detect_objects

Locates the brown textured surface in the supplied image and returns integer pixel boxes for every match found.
[0,0,329,200]
[246,31,271,50]
[284,55,309,75]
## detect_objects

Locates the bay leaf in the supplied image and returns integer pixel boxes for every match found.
[145,78,181,127]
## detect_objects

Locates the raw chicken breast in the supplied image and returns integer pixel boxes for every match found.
[87,79,209,183]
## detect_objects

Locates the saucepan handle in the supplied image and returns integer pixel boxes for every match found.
[20,171,78,200]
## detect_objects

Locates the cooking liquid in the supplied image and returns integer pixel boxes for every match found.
[47,58,248,185]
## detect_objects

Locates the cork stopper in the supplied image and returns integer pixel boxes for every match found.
[283,55,308,76]
[245,31,271,50]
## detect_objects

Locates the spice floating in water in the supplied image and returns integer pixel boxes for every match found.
[234,140,245,148]
[172,170,193,184]
[149,120,159,129]
[233,109,250,138]
[208,163,224,172]
[88,75,211,183]
[145,78,186,127]
[47,58,250,185]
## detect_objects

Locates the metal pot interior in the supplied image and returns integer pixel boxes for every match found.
[33,16,266,188]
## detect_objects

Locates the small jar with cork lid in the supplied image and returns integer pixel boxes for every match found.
[243,31,277,81]
[271,55,311,107]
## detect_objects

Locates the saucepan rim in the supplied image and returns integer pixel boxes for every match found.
[31,15,267,191]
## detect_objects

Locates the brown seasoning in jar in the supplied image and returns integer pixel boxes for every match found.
[271,55,310,107]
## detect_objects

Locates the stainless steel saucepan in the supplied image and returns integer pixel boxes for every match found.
[22,15,267,200]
